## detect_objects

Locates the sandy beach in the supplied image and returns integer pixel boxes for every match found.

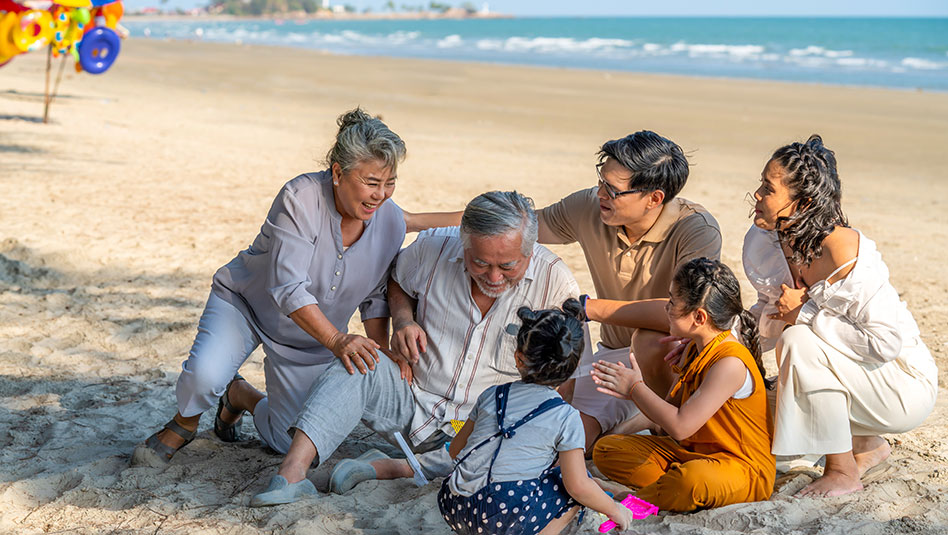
[1,39,947,534]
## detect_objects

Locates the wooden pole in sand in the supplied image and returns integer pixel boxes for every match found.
[43,44,52,124]
[50,54,68,106]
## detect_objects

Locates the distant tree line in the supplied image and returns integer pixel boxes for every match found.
[206,0,479,16]
[208,0,335,16]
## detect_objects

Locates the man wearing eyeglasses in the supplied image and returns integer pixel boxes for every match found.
[537,130,722,451]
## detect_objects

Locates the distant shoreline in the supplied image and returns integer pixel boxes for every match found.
[123,11,512,22]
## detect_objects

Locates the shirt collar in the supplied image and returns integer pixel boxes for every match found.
[617,197,684,247]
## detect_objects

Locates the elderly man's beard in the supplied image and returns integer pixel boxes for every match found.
[472,274,516,298]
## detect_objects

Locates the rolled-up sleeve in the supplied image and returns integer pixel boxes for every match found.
[359,262,394,321]
[394,234,445,299]
[264,187,320,316]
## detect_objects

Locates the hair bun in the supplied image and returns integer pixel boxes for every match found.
[805,134,824,149]
[560,298,584,321]
[337,107,374,130]
[517,306,539,324]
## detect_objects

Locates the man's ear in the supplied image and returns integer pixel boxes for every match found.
[648,190,665,208]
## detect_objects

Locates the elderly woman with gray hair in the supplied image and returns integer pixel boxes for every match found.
[132,108,458,467]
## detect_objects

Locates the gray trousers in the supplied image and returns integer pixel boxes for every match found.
[293,354,454,478]
[176,292,331,454]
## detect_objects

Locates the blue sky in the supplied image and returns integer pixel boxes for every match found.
[124,0,948,16]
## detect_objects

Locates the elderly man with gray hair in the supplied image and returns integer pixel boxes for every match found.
[250,191,588,506]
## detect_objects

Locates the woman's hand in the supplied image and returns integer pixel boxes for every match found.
[391,320,427,364]
[769,283,808,324]
[590,349,645,400]
[328,332,381,375]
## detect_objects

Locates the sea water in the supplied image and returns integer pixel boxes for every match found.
[123,17,948,91]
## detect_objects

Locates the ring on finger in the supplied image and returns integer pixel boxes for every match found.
[348,351,358,357]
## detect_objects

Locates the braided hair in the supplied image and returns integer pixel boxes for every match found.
[514,299,585,387]
[672,258,774,390]
[770,134,849,266]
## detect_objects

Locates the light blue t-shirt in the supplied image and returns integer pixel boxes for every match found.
[448,382,585,496]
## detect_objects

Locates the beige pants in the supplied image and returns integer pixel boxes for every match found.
[773,325,937,456]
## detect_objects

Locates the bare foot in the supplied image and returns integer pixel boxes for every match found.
[371,458,414,480]
[796,452,863,497]
[797,468,864,497]
[852,436,890,478]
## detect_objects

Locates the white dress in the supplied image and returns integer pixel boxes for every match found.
[743,227,938,455]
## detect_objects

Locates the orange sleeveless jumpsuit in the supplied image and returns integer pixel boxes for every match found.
[592,336,775,512]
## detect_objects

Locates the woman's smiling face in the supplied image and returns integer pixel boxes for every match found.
[332,159,396,221]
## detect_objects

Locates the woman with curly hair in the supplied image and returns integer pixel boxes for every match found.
[747,135,937,497]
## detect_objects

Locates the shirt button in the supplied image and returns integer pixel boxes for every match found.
[335,271,341,276]
[331,286,336,291]
[337,254,343,259]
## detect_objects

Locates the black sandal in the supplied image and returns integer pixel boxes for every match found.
[214,373,245,442]
[131,418,198,468]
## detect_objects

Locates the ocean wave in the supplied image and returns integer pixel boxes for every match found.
[789,46,854,58]
[437,34,463,48]
[901,57,943,70]
[122,20,948,89]
[473,36,635,54]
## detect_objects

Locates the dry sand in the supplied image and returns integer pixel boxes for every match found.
[1,39,947,534]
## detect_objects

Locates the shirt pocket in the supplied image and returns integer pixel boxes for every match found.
[489,293,536,373]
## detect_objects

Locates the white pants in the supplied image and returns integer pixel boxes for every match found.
[571,344,641,433]
[175,292,330,453]
[773,325,937,456]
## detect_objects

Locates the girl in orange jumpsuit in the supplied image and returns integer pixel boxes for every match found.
[587,258,775,512]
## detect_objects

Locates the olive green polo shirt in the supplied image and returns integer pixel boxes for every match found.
[538,187,722,349]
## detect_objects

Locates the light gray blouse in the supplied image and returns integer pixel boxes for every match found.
[212,170,406,364]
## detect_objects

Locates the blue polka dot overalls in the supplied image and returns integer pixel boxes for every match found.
[438,383,583,535]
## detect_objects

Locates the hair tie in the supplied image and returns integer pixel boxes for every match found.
[729,315,744,345]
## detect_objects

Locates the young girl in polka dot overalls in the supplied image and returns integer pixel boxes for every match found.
[438,299,632,535]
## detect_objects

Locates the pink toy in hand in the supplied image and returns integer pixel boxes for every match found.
[598,495,659,533]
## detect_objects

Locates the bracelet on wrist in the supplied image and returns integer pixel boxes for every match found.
[579,294,589,322]
[629,380,645,396]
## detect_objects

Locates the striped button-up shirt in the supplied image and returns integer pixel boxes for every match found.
[393,228,587,445]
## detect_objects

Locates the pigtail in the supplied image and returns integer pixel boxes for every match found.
[739,309,774,390]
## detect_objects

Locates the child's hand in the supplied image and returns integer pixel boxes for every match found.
[591,349,645,400]
[659,336,690,370]
[607,500,634,531]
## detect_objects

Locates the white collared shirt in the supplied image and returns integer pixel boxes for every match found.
[393,227,587,445]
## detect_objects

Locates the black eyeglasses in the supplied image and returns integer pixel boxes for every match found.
[596,163,645,199]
